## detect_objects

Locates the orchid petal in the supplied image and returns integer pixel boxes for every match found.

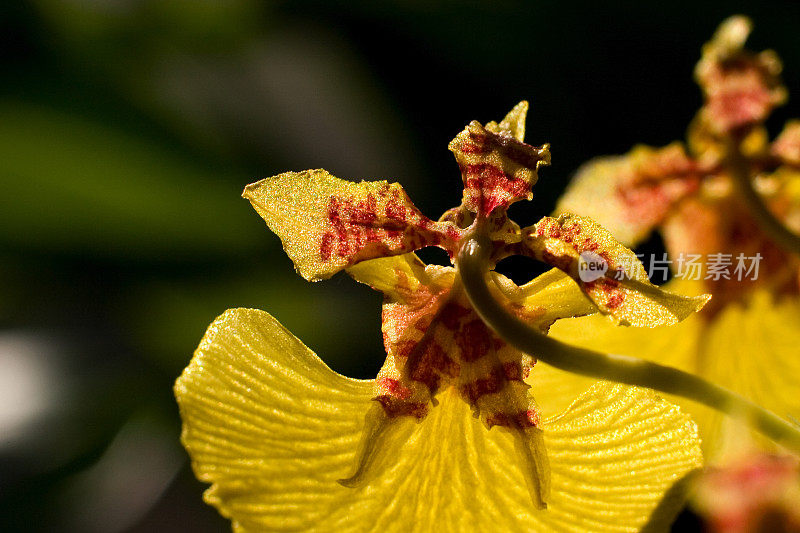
[176,308,702,532]
[549,280,800,461]
[543,280,704,420]
[698,288,800,458]
[523,213,710,326]
[449,105,550,217]
[175,308,373,532]
[243,170,459,281]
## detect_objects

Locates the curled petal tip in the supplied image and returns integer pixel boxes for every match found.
[539,143,552,166]
[336,475,363,489]
[696,293,713,310]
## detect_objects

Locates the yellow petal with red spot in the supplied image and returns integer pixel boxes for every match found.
[243,170,459,281]
[523,213,710,326]
[449,108,550,216]
[175,308,702,532]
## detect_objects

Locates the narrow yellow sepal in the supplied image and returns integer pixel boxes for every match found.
[524,213,710,327]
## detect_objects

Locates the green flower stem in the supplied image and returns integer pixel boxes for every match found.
[726,137,800,257]
[457,235,800,455]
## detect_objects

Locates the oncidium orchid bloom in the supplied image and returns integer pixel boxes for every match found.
[175,103,709,531]
[550,16,800,462]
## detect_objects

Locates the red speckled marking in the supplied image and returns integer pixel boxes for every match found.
[321,194,382,259]
[464,163,528,215]
[601,278,626,309]
[613,145,702,234]
[377,377,412,400]
[409,340,459,393]
[374,256,542,427]
[585,278,626,310]
[536,217,560,238]
[486,409,539,429]
[704,61,780,132]
[606,291,625,309]
[393,340,416,359]
[320,232,334,260]
[457,318,497,362]
[461,366,505,405]
[502,361,525,381]
[375,395,429,419]
[439,301,471,329]
[317,188,459,263]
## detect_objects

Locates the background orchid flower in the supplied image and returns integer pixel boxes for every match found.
[175,103,706,531]
[693,442,800,532]
[550,16,800,461]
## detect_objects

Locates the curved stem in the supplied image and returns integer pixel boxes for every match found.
[458,235,800,455]
[726,137,800,257]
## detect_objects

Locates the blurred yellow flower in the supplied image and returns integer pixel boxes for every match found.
[551,16,800,461]
[694,445,800,532]
[175,103,705,531]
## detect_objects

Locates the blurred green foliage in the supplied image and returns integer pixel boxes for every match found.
[0,101,257,257]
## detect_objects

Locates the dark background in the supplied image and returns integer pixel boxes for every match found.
[2,1,799,531]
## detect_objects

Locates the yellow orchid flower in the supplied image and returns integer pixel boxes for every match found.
[552,15,800,461]
[175,102,708,531]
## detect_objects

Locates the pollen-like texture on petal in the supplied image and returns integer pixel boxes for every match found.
[243,170,460,281]
[176,308,702,532]
[449,103,550,217]
[522,213,710,326]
